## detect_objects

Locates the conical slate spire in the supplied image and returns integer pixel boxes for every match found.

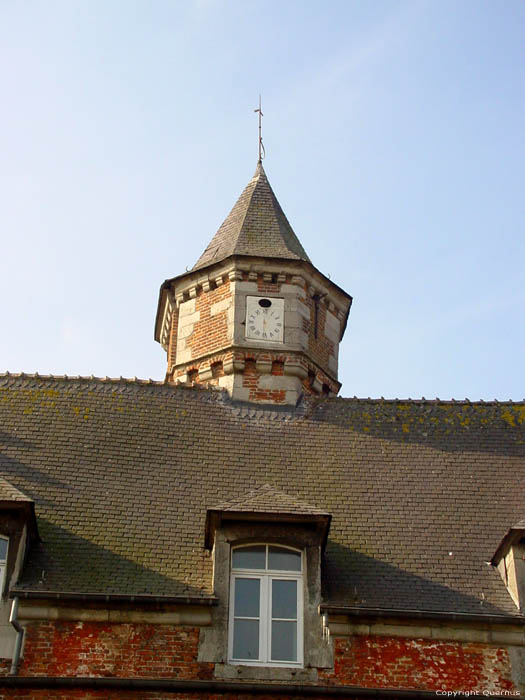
[193,162,311,271]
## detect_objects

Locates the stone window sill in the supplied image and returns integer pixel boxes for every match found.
[213,662,318,682]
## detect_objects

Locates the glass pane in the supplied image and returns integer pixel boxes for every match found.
[233,619,259,660]
[234,578,260,618]
[232,546,266,569]
[271,620,297,661]
[0,539,7,560]
[268,546,301,571]
[272,579,297,619]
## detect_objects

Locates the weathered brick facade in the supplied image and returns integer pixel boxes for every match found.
[323,636,516,691]
[18,622,211,680]
[162,267,347,405]
[0,621,521,696]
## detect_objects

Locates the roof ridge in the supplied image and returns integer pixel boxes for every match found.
[1,374,523,406]
[324,396,525,406]
[0,371,166,385]
[0,372,227,399]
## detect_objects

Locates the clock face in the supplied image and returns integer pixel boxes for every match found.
[245,296,284,343]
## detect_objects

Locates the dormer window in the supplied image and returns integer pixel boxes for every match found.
[491,520,525,612]
[229,544,303,667]
[0,537,8,596]
[203,484,332,677]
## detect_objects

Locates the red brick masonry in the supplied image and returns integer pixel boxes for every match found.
[0,622,519,698]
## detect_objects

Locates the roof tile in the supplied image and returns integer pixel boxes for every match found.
[0,374,523,616]
[193,163,310,270]
[212,483,329,516]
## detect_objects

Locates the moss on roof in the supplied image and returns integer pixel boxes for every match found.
[0,373,524,615]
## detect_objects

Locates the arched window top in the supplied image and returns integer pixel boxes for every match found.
[232,544,302,572]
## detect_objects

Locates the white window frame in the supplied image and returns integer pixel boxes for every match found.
[228,544,303,667]
[0,536,8,596]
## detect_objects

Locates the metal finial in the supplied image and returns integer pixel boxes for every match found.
[254,95,265,163]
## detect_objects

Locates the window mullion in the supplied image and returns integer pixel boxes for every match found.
[268,575,273,663]
[260,575,269,663]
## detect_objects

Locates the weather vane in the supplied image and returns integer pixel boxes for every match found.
[254,95,265,163]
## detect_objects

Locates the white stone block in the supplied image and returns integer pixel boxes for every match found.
[285,389,301,405]
[291,298,310,319]
[325,310,341,343]
[176,348,193,364]
[178,310,200,328]
[219,375,251,402]
[0,624,16,658]
[178,324,194,339]
[0,603,16,658]
[178,298,196,317]
[285,328,308,350]
[210,298,231,316]
[280,283,306,300]
[199,367,213,381]
[284,360,308,379]
[256,359,272,375]
[258,375,301,392]
[232,280,259,294]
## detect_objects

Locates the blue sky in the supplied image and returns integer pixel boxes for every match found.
[1,0,524,399]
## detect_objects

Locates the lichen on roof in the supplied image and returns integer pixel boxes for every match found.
[0,373,524,616]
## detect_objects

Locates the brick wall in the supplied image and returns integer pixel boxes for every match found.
[167,278,233,375]
[17,621,212,680]
[1,621,520,697]
[166,271,342,402]
[185,282,232,361]
[321,635,516,693]
[241,356,286,404]
[302,294,336,371]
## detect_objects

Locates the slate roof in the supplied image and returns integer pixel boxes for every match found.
[211,483,329,516]
[192,163,310,271]
[0,372,524,617]
[0,475,33,503]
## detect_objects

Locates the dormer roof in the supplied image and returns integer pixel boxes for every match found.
[0,475,33,504]
[211,483,329,516]
[0,474,39,541]
[205,483,331,550]
[192,162,310,271]
[491,519,525,565]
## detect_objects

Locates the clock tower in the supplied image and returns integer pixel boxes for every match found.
[154,162,352,405]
